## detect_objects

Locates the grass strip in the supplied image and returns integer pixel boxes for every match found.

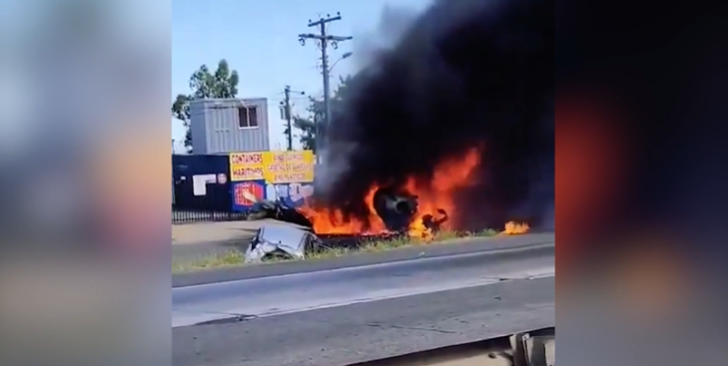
[172,229,499,274]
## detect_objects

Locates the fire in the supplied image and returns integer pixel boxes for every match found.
[297,186,387,234]
[501,221,530,235]
[299,147,530,237]
[403,148,481,238]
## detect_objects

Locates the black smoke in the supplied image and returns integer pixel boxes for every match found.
[316,0,554,231]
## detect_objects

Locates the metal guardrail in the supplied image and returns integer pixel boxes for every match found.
[347,327,555,366]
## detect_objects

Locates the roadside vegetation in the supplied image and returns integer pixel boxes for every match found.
[172,229,498,274]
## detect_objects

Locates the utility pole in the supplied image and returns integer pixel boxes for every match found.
[280,85,305,151]
[298,12,352,163]
[283,86,293,151]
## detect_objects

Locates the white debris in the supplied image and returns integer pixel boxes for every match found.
[244,225,321,263]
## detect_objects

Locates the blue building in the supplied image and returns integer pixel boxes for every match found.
[172,154,242,223]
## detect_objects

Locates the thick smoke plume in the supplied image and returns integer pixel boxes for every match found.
[317,0,554,231]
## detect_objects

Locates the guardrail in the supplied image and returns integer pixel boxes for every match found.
[349,327,554,366]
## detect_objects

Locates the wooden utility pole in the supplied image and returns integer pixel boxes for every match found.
[280,85,304,150]
[298,12,352,161]
[284,86,293,150]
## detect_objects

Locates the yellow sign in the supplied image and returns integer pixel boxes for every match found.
[263,151,314,183]
[229,152,265,181]
[229,151,314,183]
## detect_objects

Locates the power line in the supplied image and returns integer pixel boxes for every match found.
[298,12,352,162]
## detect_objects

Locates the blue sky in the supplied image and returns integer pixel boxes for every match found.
[172,0,432,152]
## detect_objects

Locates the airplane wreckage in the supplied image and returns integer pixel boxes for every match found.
[240,187,449,263]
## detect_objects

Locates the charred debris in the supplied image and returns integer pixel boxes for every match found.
[241,182,455,263]
[244,188,449,263]
[247,186,448,236]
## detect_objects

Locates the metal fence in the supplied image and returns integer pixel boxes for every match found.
[172,208,247,224]
[171,153,320,225]
[173,170,247,224]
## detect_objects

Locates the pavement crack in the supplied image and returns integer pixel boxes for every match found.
[480,276,511,281]
[366,322,457,334]
[188,311,258,326]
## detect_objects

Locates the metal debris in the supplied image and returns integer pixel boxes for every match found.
[372,188,420,232]
[245,198,314,228]
[422,208,449,232]
[244,225,322,263]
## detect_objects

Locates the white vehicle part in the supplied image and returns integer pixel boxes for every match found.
[507,328,555,366]
[244,225,320,263]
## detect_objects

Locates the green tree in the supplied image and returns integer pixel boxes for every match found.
[292,75,354,152]
[172,60,239,153]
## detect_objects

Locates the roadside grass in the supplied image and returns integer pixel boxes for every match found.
[172,249,244,273]
[172,228,499,274]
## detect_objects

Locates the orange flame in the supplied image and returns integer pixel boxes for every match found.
[299,147,529,237]
[404,148,481,238]
[501,221,530,235]
[297,186,387,234]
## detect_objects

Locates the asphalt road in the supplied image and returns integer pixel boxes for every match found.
[173,233,555,287]
[173,276,555,366]
[173,242,553,326]
[172,234,554,365]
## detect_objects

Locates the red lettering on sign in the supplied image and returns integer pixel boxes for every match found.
[273,172,307,182]
[232,167,264,179]
[231,153,263,165]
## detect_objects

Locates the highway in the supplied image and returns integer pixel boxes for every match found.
[172,234,555,366]
[172,233,555,286]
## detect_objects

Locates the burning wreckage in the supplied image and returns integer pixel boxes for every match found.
[245,0,552,262]
[246,187,448,233]
[243,183,522,263]
[244,188,449,263]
